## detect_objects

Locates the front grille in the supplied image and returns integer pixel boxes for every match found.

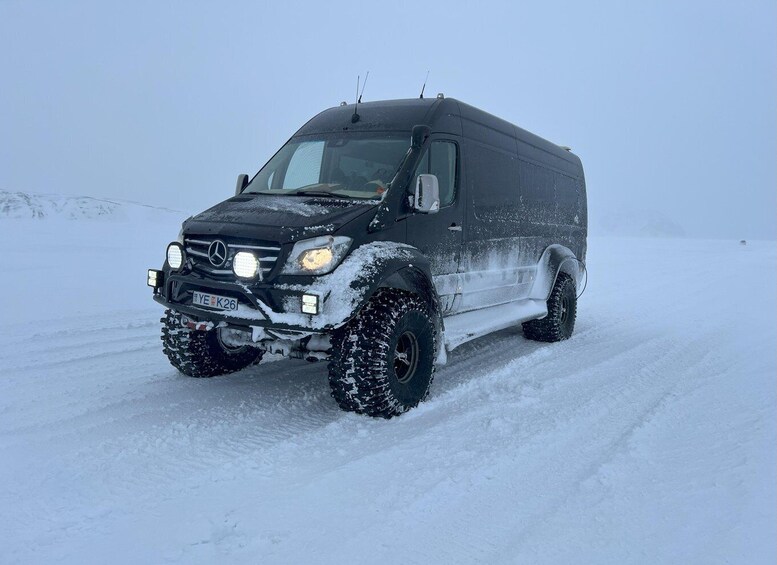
[184,236,282,280]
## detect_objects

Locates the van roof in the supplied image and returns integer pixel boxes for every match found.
[294,97,580,165]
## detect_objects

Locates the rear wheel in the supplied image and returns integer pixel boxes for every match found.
[522,272,577,342]
[328,290,436,418]
[161,309,264,377]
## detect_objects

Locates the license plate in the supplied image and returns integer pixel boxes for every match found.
[192,291,238,312]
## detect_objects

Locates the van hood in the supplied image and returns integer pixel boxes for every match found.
[184,194,379,243]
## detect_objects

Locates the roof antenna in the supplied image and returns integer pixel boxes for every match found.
[358,70,369,103]
[419,70,430,99]
[351,75,361,123]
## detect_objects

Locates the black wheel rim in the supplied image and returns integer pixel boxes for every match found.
[394,331,420,384]
[560,296,570,324]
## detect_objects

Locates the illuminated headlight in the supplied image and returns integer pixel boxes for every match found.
[282,235,352,276]
[233,251,260,279]
[166,242,184,270]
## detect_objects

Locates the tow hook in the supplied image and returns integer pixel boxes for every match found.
[180,315,214,332]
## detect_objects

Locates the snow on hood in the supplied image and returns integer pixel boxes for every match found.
[187,194,379,240]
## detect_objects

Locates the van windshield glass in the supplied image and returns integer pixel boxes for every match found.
[243,133,410,200]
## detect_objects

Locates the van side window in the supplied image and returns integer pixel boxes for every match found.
[518,160,554,225]
[468,144,520,239]
[413,141,457,206]
[554,172,578,224]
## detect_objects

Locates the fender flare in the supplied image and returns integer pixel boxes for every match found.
[529,244,583,301]
[339,248,444,356]
[359,254,442,323]
[379,263,443,332]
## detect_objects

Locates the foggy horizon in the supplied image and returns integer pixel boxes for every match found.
[1,0,775,239]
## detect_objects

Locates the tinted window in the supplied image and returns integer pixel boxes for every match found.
[430,142,457,206]
[518,160,554,225]
[470,145,519,208]
[554,172,579,224]
[468,143,520,238]
[413,141,457,206]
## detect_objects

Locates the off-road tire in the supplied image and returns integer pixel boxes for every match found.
[522,272,577,342]
[161,309,263,377]
[328,289,436,418]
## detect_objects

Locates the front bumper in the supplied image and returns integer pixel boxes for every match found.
[151,270,326,333]
[149,241,412,336]
[151,293,319,335]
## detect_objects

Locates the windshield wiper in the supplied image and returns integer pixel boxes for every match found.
[290,190,353,199]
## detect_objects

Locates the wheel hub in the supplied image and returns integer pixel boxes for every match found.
[560,297,569,323]
[394,331,420,384]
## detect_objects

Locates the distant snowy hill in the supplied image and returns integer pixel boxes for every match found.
[598,209,686,238]
[0,191,186,222]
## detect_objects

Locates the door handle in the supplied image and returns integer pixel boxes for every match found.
[448,224,463,232]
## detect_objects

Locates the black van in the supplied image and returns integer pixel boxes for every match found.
[147,96,587,418]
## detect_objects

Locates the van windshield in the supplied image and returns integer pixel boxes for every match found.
[243,133,411,200]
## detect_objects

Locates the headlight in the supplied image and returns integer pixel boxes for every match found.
[166,242,184,270]
[233,251,260,279]
[282,235,352,275]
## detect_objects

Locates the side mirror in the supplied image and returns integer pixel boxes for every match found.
[235,173,249,195]
[414,174,440,214]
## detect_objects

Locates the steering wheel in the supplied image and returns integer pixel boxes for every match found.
[347,174,369,190]
[373,167,392,183]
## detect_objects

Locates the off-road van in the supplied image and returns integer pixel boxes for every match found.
[147,96,587,418]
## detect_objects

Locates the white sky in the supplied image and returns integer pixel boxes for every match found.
[1,0,775,239]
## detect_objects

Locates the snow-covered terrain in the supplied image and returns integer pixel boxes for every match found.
[0,212,775,564]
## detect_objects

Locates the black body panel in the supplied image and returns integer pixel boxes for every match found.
[154,96,587,336]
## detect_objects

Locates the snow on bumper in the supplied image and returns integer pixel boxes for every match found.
[157,241,417,333]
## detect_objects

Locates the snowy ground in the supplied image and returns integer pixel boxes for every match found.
[0,217,775,564]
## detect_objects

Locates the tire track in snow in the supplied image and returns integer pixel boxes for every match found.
[312,329,734,564]
[1,311,683,538]
[168,328,722,564]
[0,309,160,342]
[0,353,341,523]
[1,337,159,373]
[496,332,751,564]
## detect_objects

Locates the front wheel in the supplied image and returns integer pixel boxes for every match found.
[328,290,437,418]
[161,309,264,377]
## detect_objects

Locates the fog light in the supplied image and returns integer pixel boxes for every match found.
[233,251,259,279]
[147,269,163,288]
[166,242,184,270]
[302,293,319,315]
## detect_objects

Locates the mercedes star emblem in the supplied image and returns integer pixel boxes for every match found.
[207,240,228,268]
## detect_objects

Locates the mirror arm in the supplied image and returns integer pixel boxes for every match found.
[411,124,431,149]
